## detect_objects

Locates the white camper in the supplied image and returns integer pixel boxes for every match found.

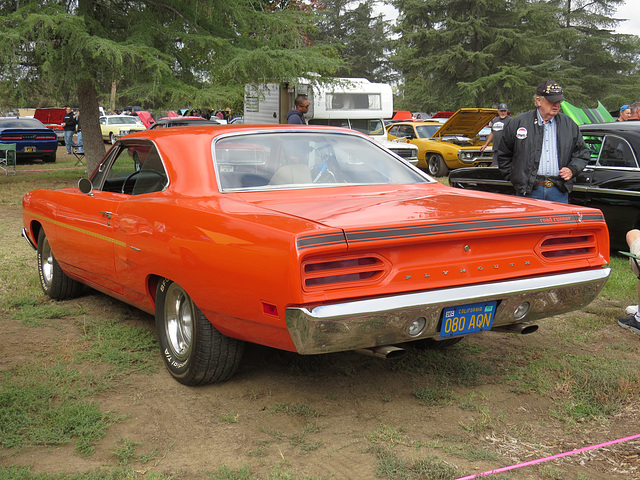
[244,78,418,164]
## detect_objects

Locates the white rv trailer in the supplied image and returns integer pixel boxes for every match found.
[244,78,418,163]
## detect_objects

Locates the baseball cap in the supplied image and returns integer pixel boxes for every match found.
[536,80,565,102]
[498,103,508,111]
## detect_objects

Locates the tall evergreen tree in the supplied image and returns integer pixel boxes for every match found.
[390,0,640,113]
[0,0,340,169]
[312,0,392,82]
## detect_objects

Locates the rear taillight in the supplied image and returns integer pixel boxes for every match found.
[302,255,387,289]
[537,234,596,259]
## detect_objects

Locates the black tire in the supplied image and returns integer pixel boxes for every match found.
[412,337,463,349]
[155,278,244,385]
[43,153,56,163]
[109,132,116,144]
[427,153,449,177]
[37,229,83,300]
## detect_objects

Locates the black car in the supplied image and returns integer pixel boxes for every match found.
[449,121,640,251]
[149,117,224,129]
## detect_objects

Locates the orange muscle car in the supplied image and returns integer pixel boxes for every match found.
[22,124,611,385]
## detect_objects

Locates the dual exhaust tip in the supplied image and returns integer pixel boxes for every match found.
[354,322,538,360]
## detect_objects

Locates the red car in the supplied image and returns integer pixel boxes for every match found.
[33,107,66,144]
[22,124,611,385]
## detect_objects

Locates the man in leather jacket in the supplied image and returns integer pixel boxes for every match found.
[496,81,589,203]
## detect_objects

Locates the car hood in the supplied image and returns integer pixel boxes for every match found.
[431,108,497,139]
[246,184,590,234]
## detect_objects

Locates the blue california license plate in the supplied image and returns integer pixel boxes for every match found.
[439,301,497,338]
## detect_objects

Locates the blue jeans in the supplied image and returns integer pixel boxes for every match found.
[64,130,76,153]
[77,132,83,153]
[518,185,568,203]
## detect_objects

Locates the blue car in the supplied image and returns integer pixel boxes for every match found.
[0,117,59,163]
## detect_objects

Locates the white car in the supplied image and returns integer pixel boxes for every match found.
[99,115,146,144]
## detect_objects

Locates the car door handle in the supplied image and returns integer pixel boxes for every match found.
[99,211,113,219]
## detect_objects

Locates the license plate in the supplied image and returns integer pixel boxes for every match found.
[440,301,497,338]
[24,146,36,152]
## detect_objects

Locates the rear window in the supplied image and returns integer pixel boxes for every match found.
[213,131,429,191]
[0,118,47,129]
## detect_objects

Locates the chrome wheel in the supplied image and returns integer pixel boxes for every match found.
[163,282,194,361]
[40,236,54,289]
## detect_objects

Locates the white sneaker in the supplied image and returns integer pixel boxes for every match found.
[625,305,639,315]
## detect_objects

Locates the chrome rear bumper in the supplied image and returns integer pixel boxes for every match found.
[286,268,610,354]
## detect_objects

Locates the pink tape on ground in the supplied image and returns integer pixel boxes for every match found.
[454,433,640,480]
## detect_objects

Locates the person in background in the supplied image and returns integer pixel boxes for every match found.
[619,229,640,336]
[61,106,77,155]
[617,104,631,121]
[627,102,640,121]
[76,110,83,154]
[496,80,589,203]
[480,103,512,165]
[286,95,309,124]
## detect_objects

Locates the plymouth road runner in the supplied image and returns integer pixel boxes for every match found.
[22,124,611,385]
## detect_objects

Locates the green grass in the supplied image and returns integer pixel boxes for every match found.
[0,362,121,455]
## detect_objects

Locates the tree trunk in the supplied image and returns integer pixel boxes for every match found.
[77,79,107,175]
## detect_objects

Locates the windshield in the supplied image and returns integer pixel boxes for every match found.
[109,117,141,125]
[214,131,428,191]
[415,124,441,138]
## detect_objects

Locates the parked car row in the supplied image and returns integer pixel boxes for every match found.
[386,108,497,176]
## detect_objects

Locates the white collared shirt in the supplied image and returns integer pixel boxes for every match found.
[536,109,559,176]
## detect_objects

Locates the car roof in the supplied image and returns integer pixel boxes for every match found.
[579,121,640,132]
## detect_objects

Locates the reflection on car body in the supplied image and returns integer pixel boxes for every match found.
[449,122,640,251]
[22,124,610,386]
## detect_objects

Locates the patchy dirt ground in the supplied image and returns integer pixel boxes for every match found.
[1,164,640,479]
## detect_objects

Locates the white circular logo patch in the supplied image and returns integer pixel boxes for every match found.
[516,127,528,139]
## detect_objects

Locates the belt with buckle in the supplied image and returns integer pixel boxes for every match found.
[537,180,555,188]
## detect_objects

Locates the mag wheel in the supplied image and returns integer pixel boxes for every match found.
[427,153,449,177]
[36,229,82,300]
[155,278,244,385]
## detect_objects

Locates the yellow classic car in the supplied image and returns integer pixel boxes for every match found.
[387,108,497,176]
[100,115,146,144]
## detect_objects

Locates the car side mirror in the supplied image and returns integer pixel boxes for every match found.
[78,177,94,195]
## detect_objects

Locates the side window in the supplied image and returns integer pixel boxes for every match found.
[598,135,637,168]
[388,125,400,137]
[100,118,106,125]
[91,142,167,195]
[583,135,602,166]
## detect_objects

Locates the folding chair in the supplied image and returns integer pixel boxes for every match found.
[72,146,85,166]
[0,143,17,176]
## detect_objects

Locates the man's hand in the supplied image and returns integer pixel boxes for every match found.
[559,167,573,181]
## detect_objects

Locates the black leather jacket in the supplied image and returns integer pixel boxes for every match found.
[496,110,589,195]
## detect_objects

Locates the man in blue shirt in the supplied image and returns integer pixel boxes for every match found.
[496,81,589,203]
[286,95,309,124]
